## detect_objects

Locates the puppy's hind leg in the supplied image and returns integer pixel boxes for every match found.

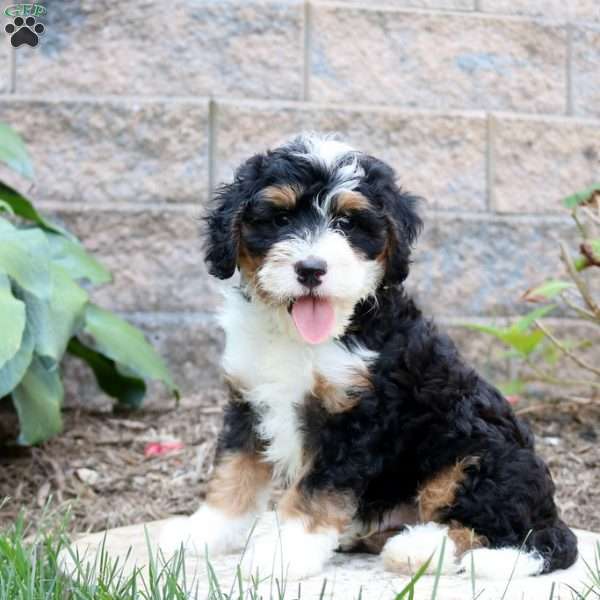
[382,460,486,575]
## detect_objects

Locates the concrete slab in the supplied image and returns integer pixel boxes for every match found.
[61,516,600,599]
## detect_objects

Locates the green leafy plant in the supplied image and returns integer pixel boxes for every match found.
[0,123,178,445]
[463,185,600,404]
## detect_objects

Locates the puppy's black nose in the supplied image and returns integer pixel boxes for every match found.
[295,257,327,288]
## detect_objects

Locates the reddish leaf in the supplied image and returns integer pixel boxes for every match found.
[144,441,184,458]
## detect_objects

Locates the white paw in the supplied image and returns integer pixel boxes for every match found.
[460,547,544,579]
[382,523,458,575]
[159,505,254,558]
[241,518,337,581]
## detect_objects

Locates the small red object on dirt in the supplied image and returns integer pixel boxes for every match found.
[506,396,520,405]
[144,441,184,458]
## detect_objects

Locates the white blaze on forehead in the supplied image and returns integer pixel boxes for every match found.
[300,135,356,168]
[288,134,366,213]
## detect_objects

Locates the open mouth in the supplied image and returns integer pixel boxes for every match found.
[288,295,336,345]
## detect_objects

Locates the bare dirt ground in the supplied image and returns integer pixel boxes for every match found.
[0,393,599,536]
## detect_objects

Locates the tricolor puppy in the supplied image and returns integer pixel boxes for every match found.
[161,135,577,581]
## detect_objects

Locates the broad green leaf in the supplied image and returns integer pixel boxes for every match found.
[11,356,63,445]
[83,304,178,399]
[0,320,34,398]
[563,184,600,209]
[23,265,88,369]
[0,216,16,232]
[46,233,111,285]
[0,227,51,298]
[0,275,26,368]
[0,182,72,238]
[0,199,14,214]
[513,305,556,332]
[67,337,146,408]
[522,280,574,303]
[0,123,34,179]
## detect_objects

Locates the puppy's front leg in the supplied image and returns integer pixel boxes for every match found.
[160,399,271,557]
[243,481,355,581]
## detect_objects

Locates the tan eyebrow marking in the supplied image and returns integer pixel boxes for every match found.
[261,184,301,209]
[335,191,370,212]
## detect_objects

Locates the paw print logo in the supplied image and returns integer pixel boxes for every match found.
[5,16,45,48]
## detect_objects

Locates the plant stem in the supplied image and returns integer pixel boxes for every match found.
[560,241,600,318]
[534,320,600,377]
[561,293,599,323]
[524,363,600,390]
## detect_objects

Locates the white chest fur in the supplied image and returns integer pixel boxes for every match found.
[218,290,376,483]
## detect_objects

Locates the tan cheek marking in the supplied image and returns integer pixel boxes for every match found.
[262,184,301,209]
[279,486,355,534]
[335,191,370,212]
[238,239,264,282]
[447,523,488,557]
[417,457,478,522]
[238,240,279,304]
[206,452,272,517]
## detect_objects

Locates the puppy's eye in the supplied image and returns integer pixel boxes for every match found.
[274,214,290,227]
[336,216,354,232]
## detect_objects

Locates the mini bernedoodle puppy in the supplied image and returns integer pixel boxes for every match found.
[161,134,577,581]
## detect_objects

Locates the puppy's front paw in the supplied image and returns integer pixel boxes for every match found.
[382,523,458,575]
[241,519,337,581]
[159,505,252,558]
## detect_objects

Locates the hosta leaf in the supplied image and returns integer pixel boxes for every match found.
[23,265,88,369]
[0,182,72,237]
[563,184,600,209]
[83,304,178,400]
[522,280,574,303]
[0,227,51,298]
[0,320,34,398]
[0,217,15,232]
[68,338,147,409]
[0,199,14,214]
[12,356,63,445]
[0,275,26,369]
[46,233,111,285]
[0,123,34,180]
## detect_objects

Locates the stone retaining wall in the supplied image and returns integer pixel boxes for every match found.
[0,1,598,402]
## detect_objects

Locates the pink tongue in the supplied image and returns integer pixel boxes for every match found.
[291,297,336,344]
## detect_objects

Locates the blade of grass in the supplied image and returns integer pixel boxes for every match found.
[429,536,446,600]
[394,554,433,600]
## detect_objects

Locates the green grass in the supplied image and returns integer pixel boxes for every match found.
[1,508,599,600]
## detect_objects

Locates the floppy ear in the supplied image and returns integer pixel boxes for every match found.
[382,184,423,284]
[361,157,423,284]
[204,154,265,279]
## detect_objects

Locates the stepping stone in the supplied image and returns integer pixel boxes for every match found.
[61,516,600,599]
